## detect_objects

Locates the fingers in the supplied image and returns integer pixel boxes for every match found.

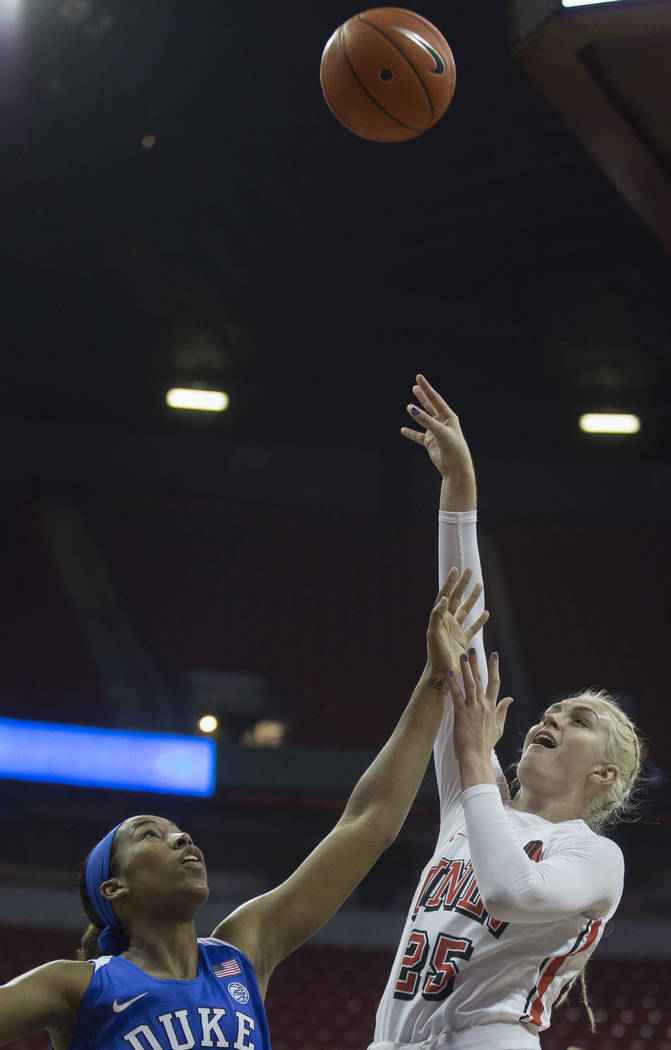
[435,567,459,606]
[466,648,483,690]
[400,425,427,446]
[464,609,489,638]
[445,666,465,705]
[412,377,444,419]
[495,694,514,735]
[484,652,513,727]
[447,649,488,701]
[484,651,500,704]
[415,374,455,421]
[406,402,447,438]
[446,566,472,613]
[455,580,483,624]
[454,650,477,702]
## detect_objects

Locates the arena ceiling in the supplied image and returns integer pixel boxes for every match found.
[1,0,670,463]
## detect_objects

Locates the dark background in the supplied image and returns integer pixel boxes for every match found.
[1,2,670,1048]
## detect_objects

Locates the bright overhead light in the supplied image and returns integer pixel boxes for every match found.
[562,0,623,6]
[166,388,229,412]
[579,413,641,434]
[198,715,218,734]
[0,0,22,23]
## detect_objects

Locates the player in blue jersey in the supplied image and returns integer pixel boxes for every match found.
[0,564,501,1050]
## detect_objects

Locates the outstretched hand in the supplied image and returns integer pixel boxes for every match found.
[426,567,489,675]
[447,648,514,764]
[401,374,474,485]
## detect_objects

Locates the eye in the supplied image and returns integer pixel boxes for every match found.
[571,715,589,727]
[141,829,159,838]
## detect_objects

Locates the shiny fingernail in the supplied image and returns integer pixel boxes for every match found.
[493,652,499,660]
[461,653,468,662]
[411,405,419,415]
[469,647,476,656]
[448,670,454,678]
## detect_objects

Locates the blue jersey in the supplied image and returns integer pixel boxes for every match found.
[66,937,272,1050]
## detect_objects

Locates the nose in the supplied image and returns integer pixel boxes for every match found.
[543,713,559,730]
[171,831,193,849]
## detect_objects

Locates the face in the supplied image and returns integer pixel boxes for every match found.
[517,697,617,798]
[102,814,209,919]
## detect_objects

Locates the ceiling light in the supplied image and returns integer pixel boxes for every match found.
[198,715,218,734]
[0,0,21,27]
[166,388,229,412]
[579,413,640,434]
[562,0,623,6]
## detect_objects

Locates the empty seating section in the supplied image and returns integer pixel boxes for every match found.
[0,927,669,1050]
[496,522,669,751]
[83,496,436,747]
[268,950,671,1050]
[0,502,104,725]
[4,493,667,757]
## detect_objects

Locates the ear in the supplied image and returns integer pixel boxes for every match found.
[100,878,129,903]
[590,764,618,786]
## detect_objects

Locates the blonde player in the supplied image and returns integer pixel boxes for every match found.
[369,375,644,1050]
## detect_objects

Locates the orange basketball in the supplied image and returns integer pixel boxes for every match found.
[320,8,456,142]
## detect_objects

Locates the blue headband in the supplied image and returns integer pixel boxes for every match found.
[85,821,129,955]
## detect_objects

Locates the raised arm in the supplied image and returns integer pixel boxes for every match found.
[402,374,483,665]
[402,375,506,818]
[212,571,490,992]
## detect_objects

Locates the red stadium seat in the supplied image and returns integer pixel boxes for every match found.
[1,926,670,1050]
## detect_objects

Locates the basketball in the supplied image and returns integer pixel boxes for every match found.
[320,8,456,142]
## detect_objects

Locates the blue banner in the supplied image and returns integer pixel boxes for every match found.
[0,718,216,796]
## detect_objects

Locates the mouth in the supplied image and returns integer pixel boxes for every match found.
[531,730,557,750]
[181,848,205,867]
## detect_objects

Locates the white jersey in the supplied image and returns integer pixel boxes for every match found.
[370,511,624,1050]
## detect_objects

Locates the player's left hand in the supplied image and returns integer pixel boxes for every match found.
[448,648,514,761]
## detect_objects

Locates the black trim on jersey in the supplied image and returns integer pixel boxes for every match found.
[520,956,550,1021]
[519,920,595,1022]
[523,839,544,863]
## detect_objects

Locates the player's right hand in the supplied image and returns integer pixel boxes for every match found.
[401,373,474,483]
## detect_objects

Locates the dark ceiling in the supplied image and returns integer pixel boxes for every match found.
[2,0,670,461]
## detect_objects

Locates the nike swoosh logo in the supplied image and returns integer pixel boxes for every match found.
[113,993,149,1013]
[391,26,446,75]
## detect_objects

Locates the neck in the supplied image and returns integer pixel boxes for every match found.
[509,785,586,824]
[123,919,200,979]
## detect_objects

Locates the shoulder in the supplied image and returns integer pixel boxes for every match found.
[589,830,625,868]
[45,960,95,1006]
[2,959,94,1039]
[18,959,93,993]
[41,962,95,1050]
[198,936,238,951]
[198,937,253,967]
[548,821,625,868]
